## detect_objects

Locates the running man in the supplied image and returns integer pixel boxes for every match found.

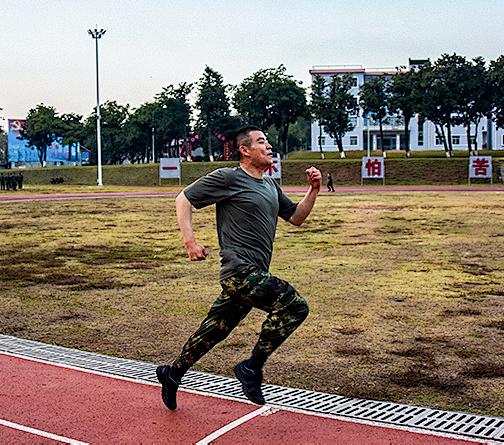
[157,126,322,409]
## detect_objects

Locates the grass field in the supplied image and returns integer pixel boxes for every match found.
[1,189,504,417]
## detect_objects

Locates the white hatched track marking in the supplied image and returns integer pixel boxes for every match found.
[0,419,89,444]
[195,405,274,445]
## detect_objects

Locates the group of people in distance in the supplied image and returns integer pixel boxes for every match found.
[0,172,23,191]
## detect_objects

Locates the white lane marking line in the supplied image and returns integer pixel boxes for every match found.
[196,405,274,445]
[0,351,160,386]
[0,419,89,444]
[0,352,490,443]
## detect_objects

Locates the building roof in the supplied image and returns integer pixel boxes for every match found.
[310,66,398,76]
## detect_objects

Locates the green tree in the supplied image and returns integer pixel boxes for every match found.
[417,54,468,157]
[488,55,504,130]
[234,65,307,154]
[310,73,358,159]
[233,67,276,129]
[268,70,307,155]
[0,127,6,164]
[84,100,130,165]
[417,61,449,155]
[19,104,60,165]
[0,110,6,164]
[265,117,309,157]
[359,76,389,154]
[123,102,157,164]
[60,113,84,161]
[310,74,328,158]
[287,117,310,153]
[453,57,493,154]
[196,66,230,160]
[388,67,421,157]
[154,83,193,158]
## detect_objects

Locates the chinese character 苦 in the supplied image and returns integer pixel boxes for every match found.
[473,158,489,176]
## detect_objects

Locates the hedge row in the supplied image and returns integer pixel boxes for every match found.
[12,156,504,187]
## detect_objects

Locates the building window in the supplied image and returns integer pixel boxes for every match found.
[318,136,325,145]
[418,121,424,146]
[470,136,476,146]
[350,136,358,146]
[501,134,504,146]
[349,116,358,127]
[435,136,442,145]
[352,77,358,87]
[452,135,460,145]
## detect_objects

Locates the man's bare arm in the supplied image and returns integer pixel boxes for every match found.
[288,167,322,226]
[175,192,209,261]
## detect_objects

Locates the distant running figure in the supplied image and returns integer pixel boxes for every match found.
[157,126,322,410]
[327,172,335,192]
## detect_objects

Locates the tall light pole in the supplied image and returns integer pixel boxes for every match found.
[152,126,155,163]
[88,27,106,186]
[151,116,155,163]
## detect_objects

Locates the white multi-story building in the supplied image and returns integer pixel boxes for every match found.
[310,61,504,154]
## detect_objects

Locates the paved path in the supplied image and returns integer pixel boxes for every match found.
[1,185,504,203]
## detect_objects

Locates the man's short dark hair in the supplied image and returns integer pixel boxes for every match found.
[232,126,263,151]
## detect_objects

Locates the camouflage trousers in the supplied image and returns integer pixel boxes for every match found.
[172,266,309,373]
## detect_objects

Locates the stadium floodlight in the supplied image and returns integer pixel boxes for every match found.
[88,27,106,186]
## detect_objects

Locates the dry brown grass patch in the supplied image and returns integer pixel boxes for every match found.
[1,192,504,416]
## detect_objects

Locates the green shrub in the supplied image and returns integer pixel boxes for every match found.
[14,154,504,187]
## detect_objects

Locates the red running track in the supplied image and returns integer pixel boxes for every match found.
[0,353,481,444]
[1,185,504,204]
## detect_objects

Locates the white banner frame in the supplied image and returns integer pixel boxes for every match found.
[159,157,181,185]
[361,156,385,185]
[468,156,492,184]
[263,155,282,185]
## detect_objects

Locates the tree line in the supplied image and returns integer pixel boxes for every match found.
[15,65,309,166]
[11,53,504,165]
[312,53,504,158]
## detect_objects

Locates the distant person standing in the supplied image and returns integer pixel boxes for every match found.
[156,126,322,410]
[0,173,5,191]
[327,172,335,192]
[10,173,17,191]
[6,173,14,191]
[17,172,24,190]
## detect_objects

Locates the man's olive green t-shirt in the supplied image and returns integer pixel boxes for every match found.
[183,167,298,280]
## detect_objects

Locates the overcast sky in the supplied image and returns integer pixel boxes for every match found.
[1,0,503,131]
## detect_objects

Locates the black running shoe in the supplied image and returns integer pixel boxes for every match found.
[233,361,265,405]
[156,365,180,411]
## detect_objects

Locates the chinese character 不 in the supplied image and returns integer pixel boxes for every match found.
[264,163,278,176]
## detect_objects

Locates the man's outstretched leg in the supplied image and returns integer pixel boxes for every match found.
[223,269,309,405]
[157,293,250,410]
